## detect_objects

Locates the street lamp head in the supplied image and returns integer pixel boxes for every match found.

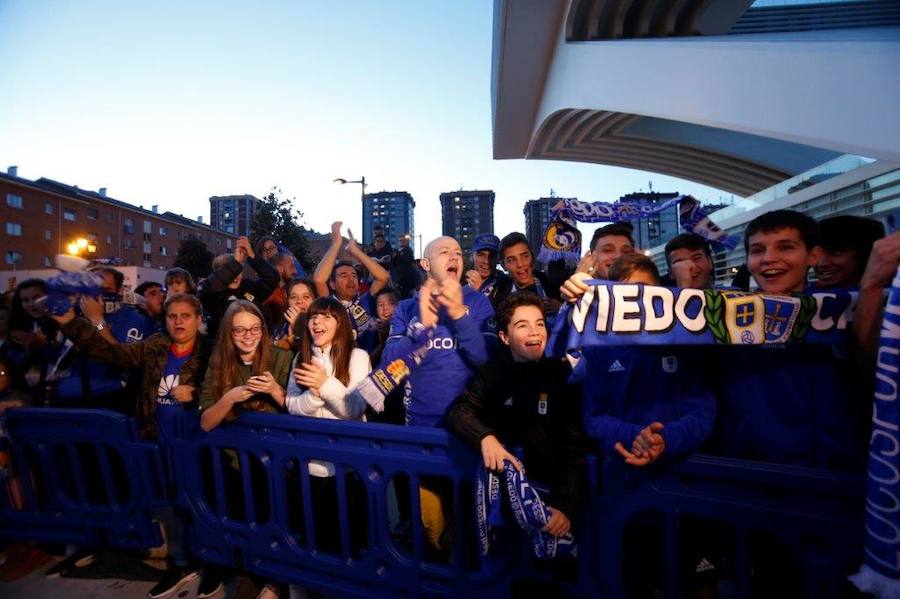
[333,178,348,185]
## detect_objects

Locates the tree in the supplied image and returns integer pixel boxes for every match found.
[250,186,314,270]
[173,235,214,282]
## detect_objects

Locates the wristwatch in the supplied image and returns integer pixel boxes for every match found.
[94,320,107,332]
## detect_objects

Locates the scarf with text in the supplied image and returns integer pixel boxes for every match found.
[539,196,738,263]
[476,462,575,560]
[850,266,900,598]
[547,281,857,355]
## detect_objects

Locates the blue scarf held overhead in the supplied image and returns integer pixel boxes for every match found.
[539,196,738,263]
[850,266,900,598]
[547,281,858,356]
[476,461,575,560]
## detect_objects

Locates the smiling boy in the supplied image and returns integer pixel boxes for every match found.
[449,292,586,539]
[718,210,865,470]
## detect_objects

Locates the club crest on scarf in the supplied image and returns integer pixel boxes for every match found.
[548,281,858,354]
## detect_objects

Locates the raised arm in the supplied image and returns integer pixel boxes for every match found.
[54,310,145,369]
[346,233,390,296]
[313,221,344,297]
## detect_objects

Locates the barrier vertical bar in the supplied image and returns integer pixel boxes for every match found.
[64,443,88,504]
[238,450,256,524]
[94,444,118,507]
[334,463,351,558]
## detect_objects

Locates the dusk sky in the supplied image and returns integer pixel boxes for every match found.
[0,0,732,250]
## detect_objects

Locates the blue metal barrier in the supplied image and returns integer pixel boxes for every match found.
[0,408,869,598]
[585,455,866,599]
[169,410,523,598]
[0,408,166,549]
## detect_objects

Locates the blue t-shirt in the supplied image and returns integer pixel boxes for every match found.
[155,345,194,441]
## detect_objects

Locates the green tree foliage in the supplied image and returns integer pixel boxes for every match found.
[173,235,214,282]
[250,187,314,270]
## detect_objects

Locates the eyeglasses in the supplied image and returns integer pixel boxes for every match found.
[232,325,263,337]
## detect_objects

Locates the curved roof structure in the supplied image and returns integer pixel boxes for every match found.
[492,0,900,196]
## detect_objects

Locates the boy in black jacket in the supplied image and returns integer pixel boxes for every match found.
[448,292,587,537]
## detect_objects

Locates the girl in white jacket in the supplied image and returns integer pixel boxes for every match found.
[284,296,370,558]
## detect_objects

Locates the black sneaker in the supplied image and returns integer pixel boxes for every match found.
[44,550,95,578]
[147,567,200,599]
[197,570,225,598]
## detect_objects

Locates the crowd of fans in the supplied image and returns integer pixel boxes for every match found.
[1,210,899,598]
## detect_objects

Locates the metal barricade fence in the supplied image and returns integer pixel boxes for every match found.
[169,410,523,598]
[0,407,869,598]
[0,408,166,549]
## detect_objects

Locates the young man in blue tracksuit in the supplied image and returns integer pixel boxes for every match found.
[380,235,496,551]
[717,210,867,472]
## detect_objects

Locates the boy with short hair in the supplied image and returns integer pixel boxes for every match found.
[718,209,865,470]
[664,233,715,289]
[493,232,561,314]
[449,292,586,537]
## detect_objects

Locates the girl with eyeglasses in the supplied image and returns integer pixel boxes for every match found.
[198,300,292,598]
[199,300,292,431]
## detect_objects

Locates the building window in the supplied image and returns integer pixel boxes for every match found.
[5,251,22,265]
[106,235,112,245]
[63,209,76,221]
[143,253,152,265]
[6,223,22,236]
[87,208,98,220]
[226,239,233,250]
[144,220,152,234]
[44,256,52,267]
[159,226,167,236]
[44,229,52,240]
[124,218,134,235]
[124,239,134,249]
[216,239,221,246]
[160,246,168,256]
[45,202,54,214]
[6,194,23,208]
[107,212,114,222]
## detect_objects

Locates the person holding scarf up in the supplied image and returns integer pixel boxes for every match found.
[313,221,390,341]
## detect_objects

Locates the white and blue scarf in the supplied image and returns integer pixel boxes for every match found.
[476,462,575,560]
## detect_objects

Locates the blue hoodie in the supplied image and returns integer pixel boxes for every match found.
[381,285,496,428]
[581,346,715,460]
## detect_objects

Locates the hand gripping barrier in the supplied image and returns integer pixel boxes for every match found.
[0,408,167,548]
[169,411,525,598]
[585,455,866,599]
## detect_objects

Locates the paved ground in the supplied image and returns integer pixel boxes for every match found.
[0,550,271,598]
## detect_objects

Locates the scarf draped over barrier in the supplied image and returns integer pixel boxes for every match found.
[850,266,900,598]
[539,196,738,263]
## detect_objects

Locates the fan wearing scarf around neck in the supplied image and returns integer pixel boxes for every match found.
[448,291,587,558]
[312,221,391,346]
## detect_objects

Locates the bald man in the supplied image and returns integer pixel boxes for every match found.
[382,236,497,428]
[380,236,497,551]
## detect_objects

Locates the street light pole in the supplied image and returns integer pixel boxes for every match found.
[333,176,367,242]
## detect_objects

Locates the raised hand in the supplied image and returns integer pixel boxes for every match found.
[418,278,440,328]
[437,278,466,320]
[330,221,344,246]
[293,361,327,391]
[465,269,484,290]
